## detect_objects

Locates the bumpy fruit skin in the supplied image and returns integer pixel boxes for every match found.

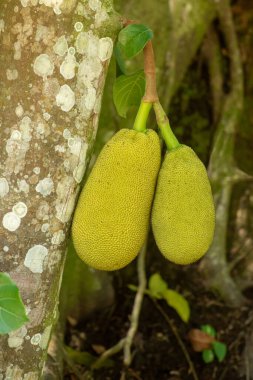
[151,145,215,265]
[72,128,161,271]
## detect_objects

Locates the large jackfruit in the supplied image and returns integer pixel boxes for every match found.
[72,128,161,271]
[152,145,215,265]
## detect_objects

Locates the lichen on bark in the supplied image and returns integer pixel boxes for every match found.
[0,0,120,377]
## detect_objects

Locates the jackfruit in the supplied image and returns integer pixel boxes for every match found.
[151,145,215,265]
[72,128,161,271]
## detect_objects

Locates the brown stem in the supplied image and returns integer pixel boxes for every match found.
[122,19,158,102]
[143,41,158,102]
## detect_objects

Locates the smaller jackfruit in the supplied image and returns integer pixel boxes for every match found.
[72,128,161,271]
[151,145,215,265]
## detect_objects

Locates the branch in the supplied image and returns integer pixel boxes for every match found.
[92,241,148,371]
[202,26,224,124]
[123,242,147,366]
[92,339,126,370]
[200,0,245,306]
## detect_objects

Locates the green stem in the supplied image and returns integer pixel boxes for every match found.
[154,102,180,150]
[133,101,152,132]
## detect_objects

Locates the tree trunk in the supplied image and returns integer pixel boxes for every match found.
[0,1,119,378]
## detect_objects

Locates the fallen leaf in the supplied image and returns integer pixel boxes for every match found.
[187,329,215,352]
[92,344,106,355]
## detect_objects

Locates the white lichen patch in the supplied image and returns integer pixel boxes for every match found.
[84,86,97,111]
[36,201,49,220]
[41,223,49,232]
[89,0,101,12]
[30,333,41,345]
[33,54,54,79]
[39,325,52,349]
[20,116,32,142]
[12,202,28,218]
[2,212,21,232]
[55,144,65,153]
[17,179,30,193]
[53,35,68,56]
[20,0,32,6]
[36,122,45,135]
[56,84,75,112]
[77,57,102,85]
[36,177,54,197]
[98,37,113,62]
[15,104,24,118]
[10,130,22,141]
[33,167,40,175]
[63,128,71,139]
[5,366,23,380]
[74,21,83,32]
[68,46,76,55]
[75,32,88,55]
[0,19,5,34]
[43,112,51,121]
[73,160,87,183]
[51,230,65,245]
[60,54,77,80]
[23,372,39,380]
[35,25,49,42]
[14,41,22,60]
[6,69,19,80]
[68,136,83,156]
[38,0,64,15]
[0,178,9,198]
[8,326,27,349]
[5,118,32,174]
[24,245,48,273]
[55,176,77,222]
[94,8,109,27]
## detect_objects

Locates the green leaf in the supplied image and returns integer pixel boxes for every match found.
[65,346,96,366]
[212,341,227,362]
[65,346,114,369]
[113,70,145,117]
[202,349,214,364]
[114,44,127,76]
[201,324,216,337]
[0,273,29,335]
[163,289,190,323]
[148,273,168,299]
[118,24,153,59]
[128,284,138,292]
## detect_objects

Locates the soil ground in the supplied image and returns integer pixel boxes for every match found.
[64,246,251,380]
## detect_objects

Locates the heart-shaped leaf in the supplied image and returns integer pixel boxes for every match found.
[0,273,29,335]
[201,324,216,337]
[113,70,145,117]
[148,273,168,299]
[117,24,153,59]
[163,289,190,323]
[212,341,227,362]
[202,349,214,364]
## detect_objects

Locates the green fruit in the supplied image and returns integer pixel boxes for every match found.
[151,145,215,265]
[72,128,161,271]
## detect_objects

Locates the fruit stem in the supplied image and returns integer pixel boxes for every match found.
[154,102,180,150]
[143,41,158,102]
[133,100,152,132]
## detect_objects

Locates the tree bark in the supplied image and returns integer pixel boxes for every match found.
[0,0,119,378]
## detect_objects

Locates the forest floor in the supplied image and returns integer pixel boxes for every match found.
[63,245,252,380]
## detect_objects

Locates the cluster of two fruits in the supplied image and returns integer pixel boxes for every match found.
[72,123,215,271]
